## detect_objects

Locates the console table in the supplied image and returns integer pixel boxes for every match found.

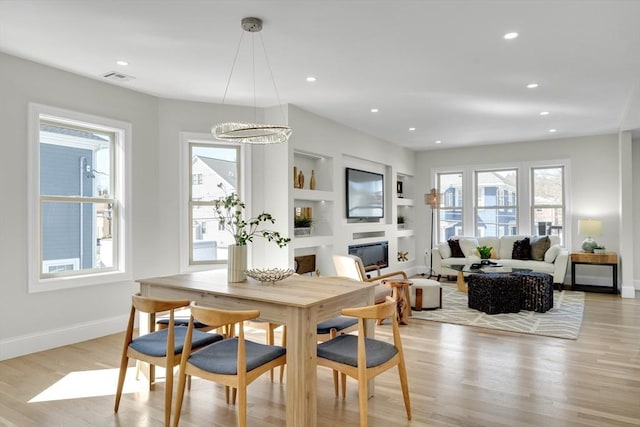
[570,251,618,293]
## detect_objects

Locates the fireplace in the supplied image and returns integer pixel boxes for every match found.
[348,241,389,270]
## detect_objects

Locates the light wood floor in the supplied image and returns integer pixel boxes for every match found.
[1,290,639,426]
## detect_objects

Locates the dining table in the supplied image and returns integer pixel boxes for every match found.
[137,269,376,427]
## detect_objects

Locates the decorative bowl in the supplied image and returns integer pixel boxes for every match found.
[245,268,295,283]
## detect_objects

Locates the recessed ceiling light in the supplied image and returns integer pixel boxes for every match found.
[306,76,317,82]
[370,108,379,113]
[549,129,557,133]
[504,32,519,40]
[409,127,416,131]
[435,140,442,144]
[540,111,550,116]
[527,83,539,89]
[116,60,129,66]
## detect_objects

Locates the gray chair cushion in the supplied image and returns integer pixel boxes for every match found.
[317,334,398,368]
[157,317,208,329]
[129,326,223,357]
[316,316,358,335]
[188,338,286,375]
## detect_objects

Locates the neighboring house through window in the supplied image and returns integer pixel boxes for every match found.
[181,132,244,271]
[28,104,131,292]
[434,161,568,245]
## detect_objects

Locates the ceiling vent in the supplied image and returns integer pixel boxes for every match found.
[102,71,135,82]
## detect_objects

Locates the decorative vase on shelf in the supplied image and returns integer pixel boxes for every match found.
[310,170,316,190]
[228,244,247,282]
[298,171,305,189]
[293,166,298,188]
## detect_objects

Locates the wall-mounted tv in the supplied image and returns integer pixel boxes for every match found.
[345,167,384,219]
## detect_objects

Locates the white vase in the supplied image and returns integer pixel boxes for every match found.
[228,244,247,282]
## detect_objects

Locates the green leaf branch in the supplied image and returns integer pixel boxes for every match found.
[213,183,291,247]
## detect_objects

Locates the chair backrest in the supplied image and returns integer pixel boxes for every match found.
[333,254,367,282]
[342,296,397,321]
[189,304,260,330]
[130,293,190,334]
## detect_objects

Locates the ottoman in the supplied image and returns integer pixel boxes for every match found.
[409,278,442,311]
[467,273,521,314]
[512,271,554,313]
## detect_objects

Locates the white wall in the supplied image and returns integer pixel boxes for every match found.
[0,52,159,359]
[414,134,637,289]
[287,105,416,276]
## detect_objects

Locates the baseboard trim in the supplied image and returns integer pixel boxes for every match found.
[0,314,129,361]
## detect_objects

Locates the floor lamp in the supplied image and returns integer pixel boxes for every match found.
[425,188,441,279]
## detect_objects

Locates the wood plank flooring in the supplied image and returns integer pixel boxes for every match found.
[1,291,639,426]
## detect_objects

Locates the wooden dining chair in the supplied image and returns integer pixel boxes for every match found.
[172,304,287,427]
[316,297,411,427]
[114,294,224,427]
[333,254,411,324]
[277,315,359,391]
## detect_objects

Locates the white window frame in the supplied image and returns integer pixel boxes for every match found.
[530,165,566,242]
[28,103,132,293]
[179,132,250,273]
[436,171,464,242]
[474,168,519,237]
[432,159,571,245]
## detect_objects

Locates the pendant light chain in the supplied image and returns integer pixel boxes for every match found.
[259,32,288,126]
[220,29,246,107]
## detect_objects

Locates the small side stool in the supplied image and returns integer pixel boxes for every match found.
[409,278,442,311]
[381,279,412,325]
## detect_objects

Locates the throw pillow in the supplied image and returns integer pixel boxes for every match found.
[459,238,479,257]
[448,238,465,258]
[544,244,562,263]
[437,241,452,259]
[530,236,551,261]
[512,237,531,260]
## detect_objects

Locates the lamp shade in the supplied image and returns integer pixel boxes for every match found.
[578,219,602,237]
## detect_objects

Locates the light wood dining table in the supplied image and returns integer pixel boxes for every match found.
[137,269,376,427]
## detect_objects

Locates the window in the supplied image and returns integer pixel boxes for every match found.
[531,166,565,242]
[182,133,243,269]
[28,104,131,292]
[436,172,463,241]
[434,160,569,245]
[475,169,518,237]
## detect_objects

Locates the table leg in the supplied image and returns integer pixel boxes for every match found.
[286,306,317,427]
[457,272,468,293]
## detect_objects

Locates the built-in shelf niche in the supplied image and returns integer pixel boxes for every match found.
[293,150,333,192]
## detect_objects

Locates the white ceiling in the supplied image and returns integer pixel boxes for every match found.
[1,0,639,150]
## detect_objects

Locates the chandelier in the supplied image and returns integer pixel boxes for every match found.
[212,17,292,144]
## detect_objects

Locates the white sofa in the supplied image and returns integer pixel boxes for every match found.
[431,235,569,285]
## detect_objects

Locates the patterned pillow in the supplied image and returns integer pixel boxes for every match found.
[512,237,531,260]
[530,236,551,261]
[448,239,465,258]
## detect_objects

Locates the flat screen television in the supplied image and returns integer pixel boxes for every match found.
[345,167,384,219]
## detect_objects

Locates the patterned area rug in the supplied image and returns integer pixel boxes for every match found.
[411,282,585,339]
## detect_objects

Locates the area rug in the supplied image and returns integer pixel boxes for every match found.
[411,282,585,339]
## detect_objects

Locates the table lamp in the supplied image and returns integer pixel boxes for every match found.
[578,219,602,252]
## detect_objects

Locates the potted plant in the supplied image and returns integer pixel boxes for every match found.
[397,215,405,230]
[476,245,492,260]
[593,245,606,254]
[213,183,290,282]
[294,216,313,236]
